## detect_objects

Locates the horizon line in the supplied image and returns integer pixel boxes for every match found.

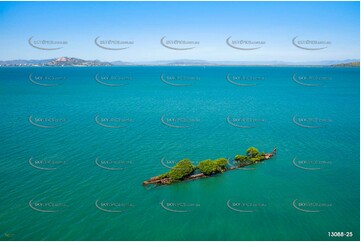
[1,56,360,63]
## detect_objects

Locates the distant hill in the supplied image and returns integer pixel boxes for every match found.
[331,62,360,67]
[45,57,112,66]
[111,60,133,66]
[0,58,359,67]
[0,57,112,67]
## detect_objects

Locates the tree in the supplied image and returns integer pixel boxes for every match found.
[250,157,262,163]
[198,159,217,175]
[168,159,196,180]
[214,158,228,169]
[234,155,247,162]
[246,147,260,158]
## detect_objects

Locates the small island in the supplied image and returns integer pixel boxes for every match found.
[143,147,276,186]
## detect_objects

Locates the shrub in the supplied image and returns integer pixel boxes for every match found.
[234,155,248,162]
[246,147,260,158]
[168,159,196,180]
[214,158,228,169]
[250,157,262,163]
[198,159,218,175]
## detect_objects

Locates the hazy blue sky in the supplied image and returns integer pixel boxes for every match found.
[0,1,359,62]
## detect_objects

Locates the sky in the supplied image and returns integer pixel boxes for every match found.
[0,1,359,62]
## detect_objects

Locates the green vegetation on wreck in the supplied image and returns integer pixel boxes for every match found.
[159,159,196,180]
[198,158,228,175]
[143,147,276,186]
[235,147,266,164]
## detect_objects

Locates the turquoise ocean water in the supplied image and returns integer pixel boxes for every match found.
[0,66,359,240]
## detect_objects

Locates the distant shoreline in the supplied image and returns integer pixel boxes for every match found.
[0,64,359,68]
[0,57,359,67]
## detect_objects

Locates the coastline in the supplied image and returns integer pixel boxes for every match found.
[1,65,360,68]
[0,57,359,67]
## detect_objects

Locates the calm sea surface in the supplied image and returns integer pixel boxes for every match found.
[0,66,359,240]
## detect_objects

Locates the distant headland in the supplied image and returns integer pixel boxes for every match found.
[143,147,277,186]
[0,57,359,67]
[331,62,360,67]
[0,57,112,67]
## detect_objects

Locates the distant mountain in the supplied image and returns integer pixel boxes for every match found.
[0,58,359,67]
[277,59,360,66]
[0,57,112,67]
[111,60,133,66]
